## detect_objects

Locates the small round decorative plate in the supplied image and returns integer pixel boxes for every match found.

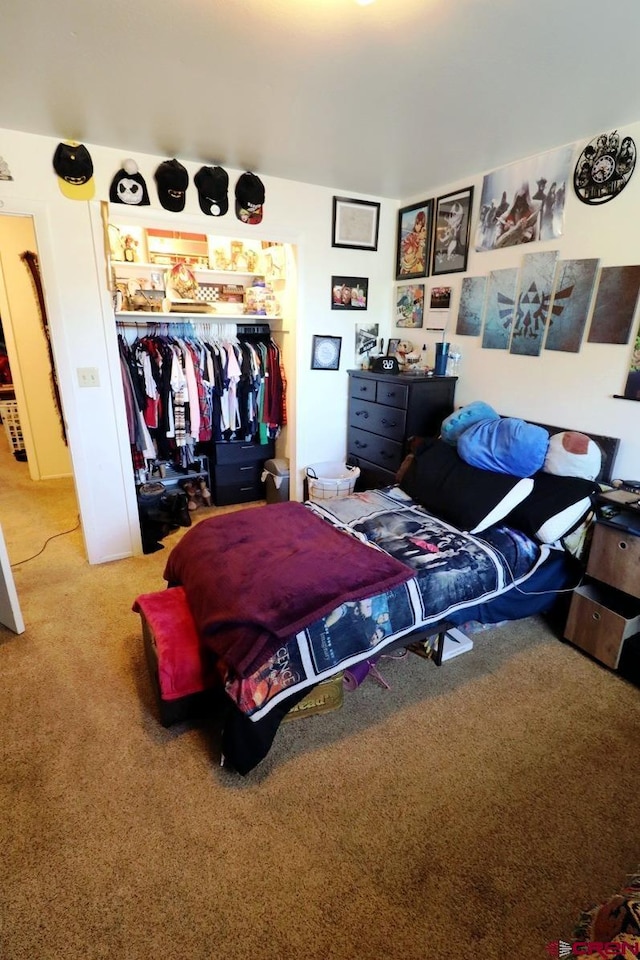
[573,131,636,205]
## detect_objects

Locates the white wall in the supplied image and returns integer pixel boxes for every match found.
[0,120,638,563]
[395,122,640,484]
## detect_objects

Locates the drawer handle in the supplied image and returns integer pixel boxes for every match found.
[591,611,601,622]
[355,410,369,419]
[354,440,368,449]
[380,451,394,460]
[384,392,396,399]
[240,465,253,471]
[240,486,254,491]
[618,540,628,550]
[359,386,368,392]
[381,419,397,427]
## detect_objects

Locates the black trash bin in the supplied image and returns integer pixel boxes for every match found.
[262,458,290,503]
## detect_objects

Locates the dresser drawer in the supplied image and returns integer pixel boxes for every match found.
[349,376,377,402]
[348,426,404,472]
[587,522,640,600]
[349,399,406,441]
[375,381,408,409]
[564,582,640,669]
[214,461,263,485]
[212,481,265,506]
[213,440,274,466]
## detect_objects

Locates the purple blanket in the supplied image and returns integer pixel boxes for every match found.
[163,501,412,677]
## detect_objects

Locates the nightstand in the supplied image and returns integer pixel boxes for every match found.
[564,511,640,669]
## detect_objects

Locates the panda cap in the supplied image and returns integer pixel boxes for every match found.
[109,159,150,206]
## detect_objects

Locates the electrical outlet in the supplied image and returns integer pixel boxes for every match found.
[77,367,100,388]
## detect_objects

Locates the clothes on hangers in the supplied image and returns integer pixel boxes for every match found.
[117,322,286,473]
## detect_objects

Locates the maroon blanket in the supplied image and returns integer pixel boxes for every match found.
[163,501,412,677]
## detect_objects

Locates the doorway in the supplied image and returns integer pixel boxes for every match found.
[0,212,81,629]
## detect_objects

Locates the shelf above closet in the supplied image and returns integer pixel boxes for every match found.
[112,261,264,282]
[115,311,282,322]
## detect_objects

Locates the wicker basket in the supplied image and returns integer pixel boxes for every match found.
[0,400,24,454]
[306,462,360,501]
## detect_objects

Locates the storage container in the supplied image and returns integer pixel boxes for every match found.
[306,461,360,501]
[0,400,24,455]
[261,458,290,503]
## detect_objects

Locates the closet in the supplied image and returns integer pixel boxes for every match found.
[109,220,291,547]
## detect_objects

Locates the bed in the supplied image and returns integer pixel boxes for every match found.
[134,409,620,775]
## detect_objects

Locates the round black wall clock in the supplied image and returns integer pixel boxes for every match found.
[573,130,636,205]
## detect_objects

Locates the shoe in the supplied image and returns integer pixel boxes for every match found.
[198,477,212,506]
[179,480,199,511]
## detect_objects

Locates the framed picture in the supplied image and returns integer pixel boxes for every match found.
[311,335,342,370]
[355,322,379,361]
[331,275,368,310]
[395,199,433,281]
[431,187,474,276]
[387,338,401,357]
[395,284,425,328]
[332,197,380,251]
[430,286,452,310]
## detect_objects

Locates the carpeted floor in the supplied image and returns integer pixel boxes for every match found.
[1,432,639,960]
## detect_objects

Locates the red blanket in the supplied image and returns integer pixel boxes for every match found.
[163,501,412,677]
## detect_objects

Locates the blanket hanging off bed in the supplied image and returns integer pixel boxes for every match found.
[163,501,413,677]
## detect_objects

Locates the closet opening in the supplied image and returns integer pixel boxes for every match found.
[108,219,295,555]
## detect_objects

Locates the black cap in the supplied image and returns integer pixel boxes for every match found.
[235,171,265,224]
[53,142,95,199]
[110,159,150,206]
[154,158,189,212]
[194,165,229,216]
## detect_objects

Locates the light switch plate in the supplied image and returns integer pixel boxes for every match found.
[77,367,100,388]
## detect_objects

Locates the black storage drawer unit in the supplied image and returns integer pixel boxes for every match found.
[210,440,274,506]
[347,370,456,488]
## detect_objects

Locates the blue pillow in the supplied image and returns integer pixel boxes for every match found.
[440,401,499,445]
[457,418,550,478]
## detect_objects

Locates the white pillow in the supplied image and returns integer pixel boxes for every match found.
[543,431,602,481]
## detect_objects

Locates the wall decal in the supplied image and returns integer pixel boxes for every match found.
[510,251,558,357]
[475,145,572,251]
[456,277,487,336]
[482,268,519,349]
[544,258,600,353]
[588,265,640,344]
[573,131,636,205]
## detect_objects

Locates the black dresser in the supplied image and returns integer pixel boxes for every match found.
[210,439,275,506]
[347,370,456,487]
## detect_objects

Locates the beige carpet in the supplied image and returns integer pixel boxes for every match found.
[1,434,639,960]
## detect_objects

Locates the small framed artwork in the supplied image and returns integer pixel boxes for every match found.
[387,338,401,357]
[431,186,474,276]
[355,322,379,361]
[430,286,452,310]
[395,284,425,328]
[332,197,381,251]
[331,276,368,310]
[311,335,342,370]
[395,199,433,281]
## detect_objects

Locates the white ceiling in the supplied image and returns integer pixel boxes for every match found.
[2,0,639,200]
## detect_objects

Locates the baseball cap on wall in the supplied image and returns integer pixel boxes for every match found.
[110,159,150,206]
[194,165,229,216]
[154,158,189,212]
[52,141,95,200]
[235,171,265,224]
